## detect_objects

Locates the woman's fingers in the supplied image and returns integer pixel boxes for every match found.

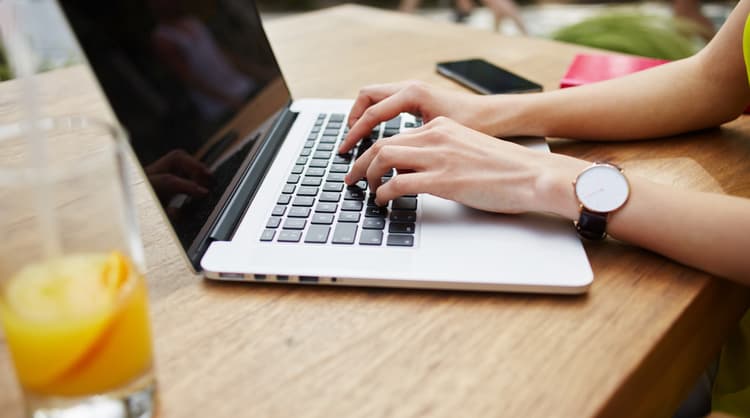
[345,126,436,185]
[363,145,431,194]
[373,172,434,206]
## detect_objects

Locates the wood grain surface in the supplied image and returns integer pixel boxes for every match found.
[1,5,749,418]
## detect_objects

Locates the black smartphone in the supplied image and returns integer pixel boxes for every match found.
[436,58,542,94]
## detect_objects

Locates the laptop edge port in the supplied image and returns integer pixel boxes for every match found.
[219,272,245,279]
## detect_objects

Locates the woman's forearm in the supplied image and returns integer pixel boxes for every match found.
[485,0,750,141]
[537,159,750,284]
[488,55,748,140]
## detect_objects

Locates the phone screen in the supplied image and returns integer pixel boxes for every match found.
[436,58,542,94]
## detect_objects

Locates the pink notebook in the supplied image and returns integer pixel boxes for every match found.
[560,53,669,88]
[561,53,750,113]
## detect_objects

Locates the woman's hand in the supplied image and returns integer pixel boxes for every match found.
[344,116,588,217]
[339,81,497,153]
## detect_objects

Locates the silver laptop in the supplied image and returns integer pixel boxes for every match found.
[59,0,593,293]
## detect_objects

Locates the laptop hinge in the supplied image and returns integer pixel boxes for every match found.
[188,106,298,270]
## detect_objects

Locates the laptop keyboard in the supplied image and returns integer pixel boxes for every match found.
[259,113,421,247]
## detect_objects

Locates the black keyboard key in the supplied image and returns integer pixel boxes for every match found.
[389,222,415,234]
[308,133,318,141]
[316,113,326,120]
[277,194,291,205]
[299,148,312,157]
[338,212,361,223]
[390,211,416,222]
[359,230,383,246]
[367,194,379,206]
[304,140,316,148]
[313,151,332,160]
[333,154,352,164]
[329,113,345,122]
[342,201,363,211]
[387,234,414,247]
[272,205,286,216]
[288,207,311,218]
[287,174,300,184]
[317,143,335,152]
[266,217,282,228]
[319,192,341,202]
[282,184,296,194]
[315,202,338,213]
[323,182,344,192]
[344,188,365,201]
[404,122,415,128]
[296,156,308,165]
[354,180,367,189]
[319,136,338,144]
[305,225,331,244]
[392,197,417,211]
[385,116,401,130]
[260,229,276,241]
[291,165,305,175]
[311,213,335,224]
[326,122,342,130]
[329,164,350,173]
[278,230,303,242]
[292,197,315,207]
[323,129,339,137]
[283,218,307,230]
[383,128,400,137]
[297,186,318,196]
[369,128,381,140]
[301,177,322,187]
[327,173,346,182]
[332,223,357,244]
[362,218,385,230]
[311,126,321,133]
[309,159,328,168]
[306,167,326,177]
[366,206,388,218]
[355,140,373,159]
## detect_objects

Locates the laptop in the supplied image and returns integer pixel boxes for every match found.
[58,0,593,293]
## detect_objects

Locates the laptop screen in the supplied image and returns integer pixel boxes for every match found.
[59,0,291,251]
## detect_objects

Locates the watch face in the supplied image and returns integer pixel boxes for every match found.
[575,164,630,212]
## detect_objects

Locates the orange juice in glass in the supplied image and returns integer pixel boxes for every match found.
[0,116,156,418]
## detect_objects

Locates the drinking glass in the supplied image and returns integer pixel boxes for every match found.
[0,115,157,418]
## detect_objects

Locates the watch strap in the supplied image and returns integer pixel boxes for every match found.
[575,209,608,240]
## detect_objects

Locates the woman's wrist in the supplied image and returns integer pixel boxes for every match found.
[531,153,590,220]
[482,94,546,137]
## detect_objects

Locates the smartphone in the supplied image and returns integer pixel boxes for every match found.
[436,58,542,94]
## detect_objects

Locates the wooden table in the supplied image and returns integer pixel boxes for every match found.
[1,5,749,417]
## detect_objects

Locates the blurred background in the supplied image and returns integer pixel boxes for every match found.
[0,0,738,80]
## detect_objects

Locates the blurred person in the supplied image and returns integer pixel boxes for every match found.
[399,0,527,33]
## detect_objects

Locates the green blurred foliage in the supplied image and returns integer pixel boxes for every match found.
[0,41,11,81]
[552,13,705,60]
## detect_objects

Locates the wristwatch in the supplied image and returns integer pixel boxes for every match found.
[573,162,630,240]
